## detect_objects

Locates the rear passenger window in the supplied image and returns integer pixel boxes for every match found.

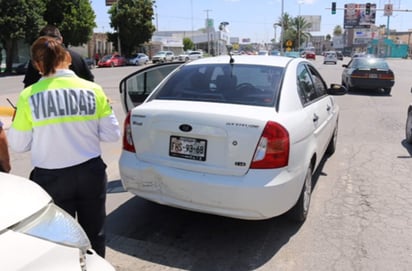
[307,65,327,97]
[296,64,317,105]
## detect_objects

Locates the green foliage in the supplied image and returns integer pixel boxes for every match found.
[0,0,45,42]
[0,0,46,72]
[108,0,156,56]
[183,37,194,51]
[277,12,314,50]
[43,0,96,46]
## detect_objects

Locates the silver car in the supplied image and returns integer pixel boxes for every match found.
[323,51,338,64]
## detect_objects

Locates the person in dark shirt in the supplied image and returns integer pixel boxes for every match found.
[23,25,94,88]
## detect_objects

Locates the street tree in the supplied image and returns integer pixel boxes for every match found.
[109,0,156,56]
[183,37,194,51]
[43,0,96,47]
[291,16,312,50]
[333,25,343,36]
[275,13,293,50]
[0,0,45,73]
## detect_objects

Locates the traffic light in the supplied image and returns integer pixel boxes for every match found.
[331,2,336,14]
[365,2,371,15]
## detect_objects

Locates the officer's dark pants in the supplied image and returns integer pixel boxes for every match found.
[30,156,107,257]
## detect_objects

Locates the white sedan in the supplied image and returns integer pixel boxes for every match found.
[0,173,115,271]
[118,55,346,222]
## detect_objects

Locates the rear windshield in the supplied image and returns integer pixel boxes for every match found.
[150,64,284,107]
[354,58,389,70]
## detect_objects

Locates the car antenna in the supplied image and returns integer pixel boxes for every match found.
[226,45,235,64]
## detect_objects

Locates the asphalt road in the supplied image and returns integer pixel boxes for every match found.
[1,58,412,271]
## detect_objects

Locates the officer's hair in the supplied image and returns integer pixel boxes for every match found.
[31,36,67,76]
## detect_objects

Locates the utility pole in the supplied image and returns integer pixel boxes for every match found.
[204,9,212,55]
[280,0,284,54]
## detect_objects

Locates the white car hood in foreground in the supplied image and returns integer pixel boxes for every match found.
[0,173,51,231]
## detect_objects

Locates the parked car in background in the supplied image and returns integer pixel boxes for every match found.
[118,55,346,223]
[341,57,395,95]
[128,53,149,65]
[336,51,344,60]
[178,51,203,61]
[0,173,115,271]
[84,57,95,69]
[97,54,127,67]
[284,51,301,58]
[270,50,281,56]
[152,51,175,64]
[14,60,29,74]
[258,50,269,56]
[323,51,338,64]
[406,88,412,143]
[302,50,316,60]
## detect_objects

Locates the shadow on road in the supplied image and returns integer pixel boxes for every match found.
[105,157,329,270]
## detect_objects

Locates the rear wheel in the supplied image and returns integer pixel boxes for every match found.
[288,165,312,222]
[406,108,412,144]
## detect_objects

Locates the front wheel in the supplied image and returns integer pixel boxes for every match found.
[406,108,412,144]
[287,165,312,222]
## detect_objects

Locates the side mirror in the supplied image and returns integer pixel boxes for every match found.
[327,83,347,95]
[342,64,348,68]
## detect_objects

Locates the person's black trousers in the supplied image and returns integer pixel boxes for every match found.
[30,156,107,257]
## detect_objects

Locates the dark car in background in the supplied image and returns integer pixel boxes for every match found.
[14,60,29,74]
[84,57,95,69]
[341,57,395,95]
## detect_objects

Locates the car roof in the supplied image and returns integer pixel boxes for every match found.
[186,55,296,68]
[0,173,51,230]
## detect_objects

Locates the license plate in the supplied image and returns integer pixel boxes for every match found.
[169,136,207,161]
[369,74,378,79]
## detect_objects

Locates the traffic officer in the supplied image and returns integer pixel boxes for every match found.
[8,36,120,257]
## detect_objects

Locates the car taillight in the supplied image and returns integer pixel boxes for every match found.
[379,73,394,80]
[250,121,289,169]
[122,112,135,152]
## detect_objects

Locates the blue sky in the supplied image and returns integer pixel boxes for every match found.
[92,0,412,43]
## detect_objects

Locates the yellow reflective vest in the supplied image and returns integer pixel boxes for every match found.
[9,70,120,169]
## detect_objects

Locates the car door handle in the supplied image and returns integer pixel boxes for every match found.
[326,105,331,111]
[313,113,319,122]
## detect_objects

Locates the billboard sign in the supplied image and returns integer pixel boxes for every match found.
[344,3,376,29]
[301,16,321,32]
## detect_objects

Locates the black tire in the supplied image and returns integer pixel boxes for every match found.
[326,124,338,155]
[288,165,312,222]
[406,108,412,144]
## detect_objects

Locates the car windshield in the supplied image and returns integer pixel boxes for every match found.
[150,64,284,107]
[353,58,389,70]
[102,55,111,61]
